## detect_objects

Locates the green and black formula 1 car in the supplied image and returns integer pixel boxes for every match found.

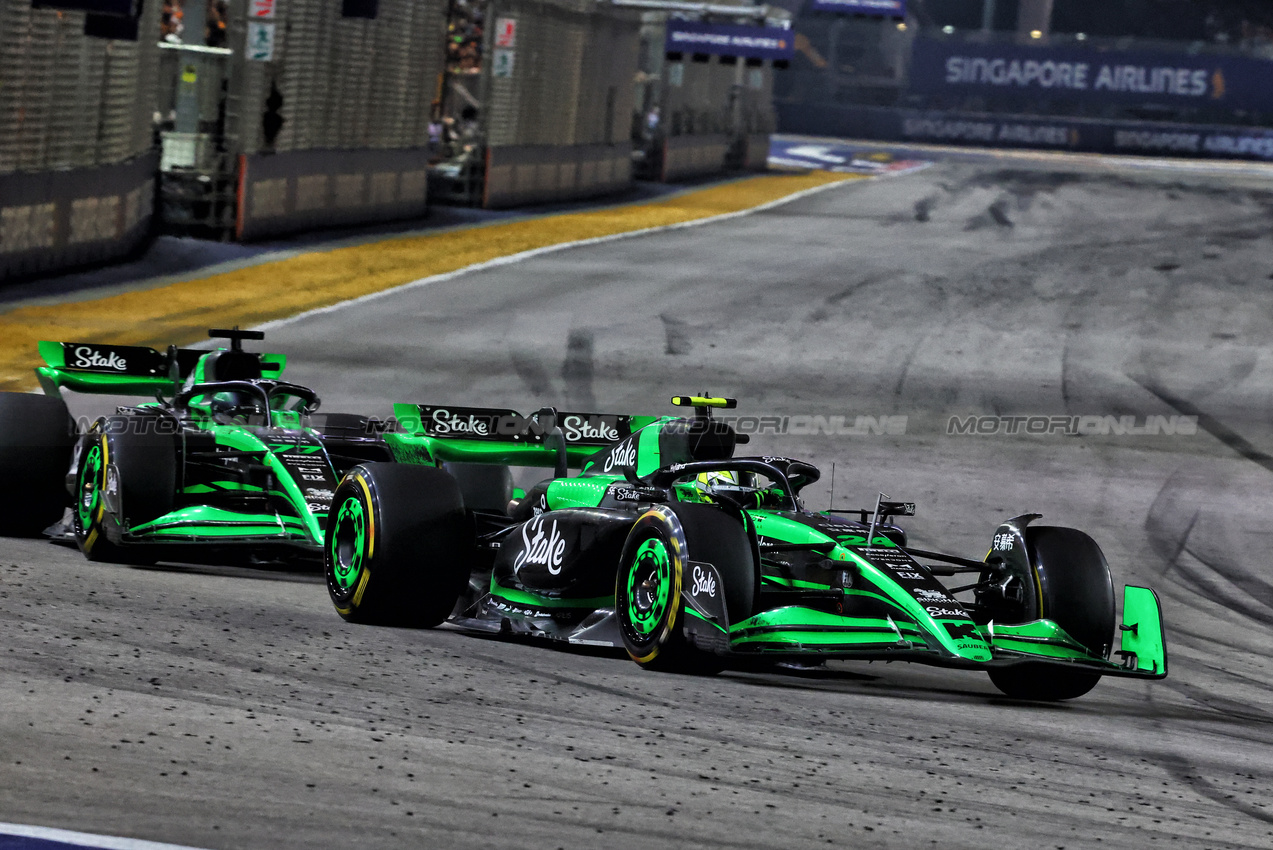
[324,396,1167,701]
[0,328,391,563]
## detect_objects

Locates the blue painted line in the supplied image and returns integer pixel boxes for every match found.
[0,825,209,850]
[768,137,932,175]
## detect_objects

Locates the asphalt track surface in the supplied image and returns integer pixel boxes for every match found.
[4,152,1273,849]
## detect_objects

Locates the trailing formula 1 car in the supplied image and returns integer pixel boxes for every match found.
[0,328,391,563]
[324,396,1167,701]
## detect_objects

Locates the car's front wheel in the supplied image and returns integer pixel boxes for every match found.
[73,417,176,563]
[986,526,1115,701]
[326,463,474,627]
[615,503,757,674]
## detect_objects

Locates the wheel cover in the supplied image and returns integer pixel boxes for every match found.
[626,537,672,639]
[76,442,104,534]
[329,496,368,591]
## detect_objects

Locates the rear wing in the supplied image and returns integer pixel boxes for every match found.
[390,403,656,467]
[35,340,285,398]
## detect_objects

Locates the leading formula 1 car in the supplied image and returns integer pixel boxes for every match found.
[324,396,1167,701]
[0,328,391,563]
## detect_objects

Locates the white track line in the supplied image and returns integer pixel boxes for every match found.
[258,173,876,332]
[778,133,1273,177]
[0,824,208,850]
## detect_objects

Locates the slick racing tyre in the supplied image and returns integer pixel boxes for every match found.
[616,503,757,675]
[0,392,75,536]
[987,526,1115,701]
[326,463,474,627]
[73,416,177,563]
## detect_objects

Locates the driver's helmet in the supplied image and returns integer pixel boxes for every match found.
[209,390,265,425]
[695,470,757,503]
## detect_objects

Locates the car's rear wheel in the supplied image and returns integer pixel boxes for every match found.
[0,392,75,536]
[986,526,1115,701]
[73,417,177,564]
[616,503,757,674]
[326,463,474,627]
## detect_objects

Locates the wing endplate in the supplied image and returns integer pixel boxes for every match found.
[1119,585,1168,677]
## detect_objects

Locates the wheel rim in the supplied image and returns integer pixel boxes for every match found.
[329,496,368,591]
[625,536,672,639]
[76,442,103,534]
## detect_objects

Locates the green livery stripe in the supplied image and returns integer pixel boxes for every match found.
[34,365,179,397]
[734,619,925,634]
[140,521,308,537]
[734,608,906,631]
[990,637,1093,660]
[546,477,612,511]
[989,620,1087,649]
[635,421,665,477]
[761,576,827,589]
[732,631,923,649]
[143,529,311,540]
[490,585,613,610]
[733,622,925,640]
[685,607,727,633]
[760,578,916,618]
[842,588,915,616]
[130,505,310,537]
[386,427,616,470]
[182,482,267,494]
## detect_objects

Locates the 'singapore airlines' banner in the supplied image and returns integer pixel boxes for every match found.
[910,38,1273,113]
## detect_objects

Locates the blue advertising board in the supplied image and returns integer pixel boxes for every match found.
[775,100,1273,163]
[910,37,1273,114]
[665,21,795,62]
[810,0,905,16]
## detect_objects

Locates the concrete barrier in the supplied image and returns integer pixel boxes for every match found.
[0,151,157,281]
[482,144,632,209]
[235,148,432,241]
[661,134,730,181]
[743,133,771,170]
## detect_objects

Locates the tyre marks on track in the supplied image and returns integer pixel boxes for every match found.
[1135,378,1273,474]
[562,330,596,410]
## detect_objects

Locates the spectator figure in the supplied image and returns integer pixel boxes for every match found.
[446,0,485,73]
[262,82,285,149]
[161,0,183,42]
[207,0,228,47]
[458,105,481,147]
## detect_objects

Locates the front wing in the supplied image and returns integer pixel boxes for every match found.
[688,584,1167,679]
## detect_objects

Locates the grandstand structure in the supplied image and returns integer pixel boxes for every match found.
[0,0,789,279]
